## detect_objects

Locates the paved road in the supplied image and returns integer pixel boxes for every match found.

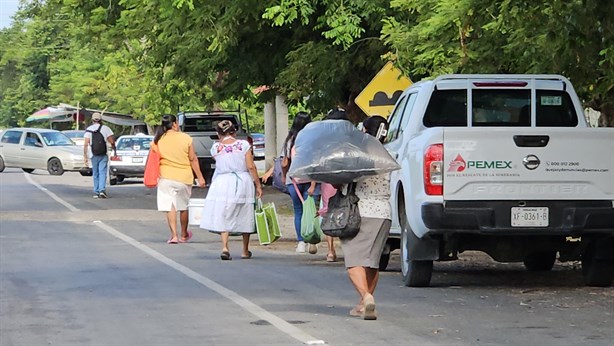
[1,170,612,345]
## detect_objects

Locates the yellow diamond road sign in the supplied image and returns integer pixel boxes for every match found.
[355,61,412,118]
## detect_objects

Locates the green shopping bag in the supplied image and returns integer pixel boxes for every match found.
[263,202,282,240]
[301,195,323,244]
[255,199,281,245]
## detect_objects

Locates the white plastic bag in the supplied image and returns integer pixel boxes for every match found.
[288,120,400,184]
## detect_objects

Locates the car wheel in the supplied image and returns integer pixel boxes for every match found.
[379,244,391,271]
[79,170,92,176]
[400,226,433,287]
[116,175,125,183]
[22,168,35,174]
[0,156,4,172]
[47,158,64,175]
[524,251,557,271]
[582,242,614,287]
[110,177,118,185]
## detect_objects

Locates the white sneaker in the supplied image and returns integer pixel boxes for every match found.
[296,241,307,253]
[308,243,318,254]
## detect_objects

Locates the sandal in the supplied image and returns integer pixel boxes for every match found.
[241,251,253,259]
[220,251,232,260]
[326,253,337,262]
[178,231,193,243]
[362,294,377,320]
[349,306,363,317]
[167,238,178,244]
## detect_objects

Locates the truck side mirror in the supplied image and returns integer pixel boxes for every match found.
[178,114,185,127]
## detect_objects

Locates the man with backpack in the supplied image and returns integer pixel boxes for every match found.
[83,112,116,198]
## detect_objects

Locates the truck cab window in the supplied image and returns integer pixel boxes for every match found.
[423,90,467,127]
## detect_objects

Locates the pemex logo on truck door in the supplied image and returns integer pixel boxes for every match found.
[448,154,466,172]
[447,154,516,176]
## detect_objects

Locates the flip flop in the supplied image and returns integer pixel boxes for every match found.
[167,238,178,244]
[349,306,363,317]
[220,251,232,260]
[241,251,253,259]
[178,231,193,243]
[362,294,377,320]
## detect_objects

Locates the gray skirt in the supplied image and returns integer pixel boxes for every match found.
[340,217,391,269]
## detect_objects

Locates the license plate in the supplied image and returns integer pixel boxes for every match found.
[511,207,549,227]
[132,157,144,163]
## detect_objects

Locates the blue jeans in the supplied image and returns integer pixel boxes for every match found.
[91,154,108,194]
[287,182,321,241]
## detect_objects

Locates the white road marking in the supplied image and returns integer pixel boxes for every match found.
[25,173,325,345]
[24,173,80,212]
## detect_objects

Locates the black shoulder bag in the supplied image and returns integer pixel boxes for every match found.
[321,183,361,239]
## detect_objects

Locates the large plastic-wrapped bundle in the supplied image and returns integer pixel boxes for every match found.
[288,120,400,184]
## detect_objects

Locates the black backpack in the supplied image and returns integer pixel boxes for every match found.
[87,124,107,155]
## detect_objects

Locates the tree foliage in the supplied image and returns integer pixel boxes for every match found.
[1,0,612,129]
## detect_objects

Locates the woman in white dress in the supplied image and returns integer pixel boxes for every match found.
[199,120,263,260]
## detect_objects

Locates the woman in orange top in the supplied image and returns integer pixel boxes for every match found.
[154,114,206,244]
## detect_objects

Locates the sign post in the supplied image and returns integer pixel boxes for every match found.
[355,62,412,118]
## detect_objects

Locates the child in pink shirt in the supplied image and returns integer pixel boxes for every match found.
[318,182,338,261]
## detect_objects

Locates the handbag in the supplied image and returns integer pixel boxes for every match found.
[272,156,289,194]
[300,195,323,244]
[320,183,361,238]
[143,143,160,188]
[255,199,281,245]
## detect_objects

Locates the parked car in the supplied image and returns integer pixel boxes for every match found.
[0,128,90,175]
[252,133,265,160]
[108,133,154,185]
[62,130,87,146]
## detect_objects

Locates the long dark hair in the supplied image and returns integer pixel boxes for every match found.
[282,112,311,155]
[153,114,177,144]
[362,115,388,143]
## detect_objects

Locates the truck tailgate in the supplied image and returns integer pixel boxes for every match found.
[443,128,614,201]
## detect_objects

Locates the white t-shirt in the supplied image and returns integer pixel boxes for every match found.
[84,123,114,157]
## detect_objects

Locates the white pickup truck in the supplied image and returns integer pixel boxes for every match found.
[383,74,614,287]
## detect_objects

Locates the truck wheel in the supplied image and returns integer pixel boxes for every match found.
[400,226,433,287]
[379,244,391,271]
[109,177,118,186]
[116,175,125,183]
[524,252,556,271]
[47,158,64,175]
[582,244,614,287]
[0,156,5,172]
[22,168,35,173]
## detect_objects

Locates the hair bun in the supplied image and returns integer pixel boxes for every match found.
[217,120,234,133]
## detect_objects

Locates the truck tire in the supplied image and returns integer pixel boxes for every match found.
[22,168,35,173]
[0,156,4,172]
[400,226,433,287]
[524,252,557,271]
[582,244,614,287]
[109,177,118,186]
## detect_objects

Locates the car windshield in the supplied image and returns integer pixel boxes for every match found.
[63,131,86,139]
[116,137,153,151]
[41,132,75,146]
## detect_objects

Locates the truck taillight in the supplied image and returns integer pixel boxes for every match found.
[424,144,443,195]
[110,155,122,161]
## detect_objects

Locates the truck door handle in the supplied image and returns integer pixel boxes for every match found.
[513,135,549,147]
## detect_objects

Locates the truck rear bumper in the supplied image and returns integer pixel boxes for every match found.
[422,200,614,235]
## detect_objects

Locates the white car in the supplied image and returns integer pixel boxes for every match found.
[0,128,90,175]
[251,133,265,160]
[109,134,154,185]
[62,130,87,146]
